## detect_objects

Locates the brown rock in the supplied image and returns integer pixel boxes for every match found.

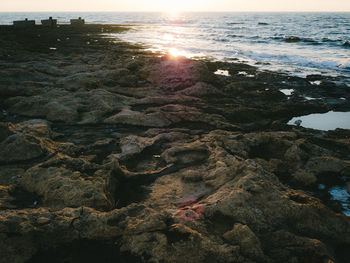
[0,134,43,163]
[223,223,264,260]
[19,165,115,210]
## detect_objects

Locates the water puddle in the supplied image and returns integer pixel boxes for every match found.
[214,69,230,76]
[329,186,350,216]
[288,111,350,131]
[280,89,294,96]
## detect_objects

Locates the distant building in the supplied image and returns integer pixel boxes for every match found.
[70,17,85,26]
[13,18,35,28]
[41,17,57,27]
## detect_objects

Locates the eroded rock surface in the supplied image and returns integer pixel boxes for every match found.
[0,25,349,263]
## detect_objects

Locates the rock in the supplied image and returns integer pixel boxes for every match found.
[285,36,301,43]
[294,119,302,126]
[223,223,265,260]
[14,119,51,138]
[294,170,317,186]
[19,164,115,210]
[178,82,223,97]
[119,135,156,159]
[305,156,350,174]
[0,168,25,185]
[104,108,171,127]
[1,24,350,263]
[0,134,43,163]
[264,230,332,263]
[0,122,13,142]
[36,217,51,225]
[161,141,209,166]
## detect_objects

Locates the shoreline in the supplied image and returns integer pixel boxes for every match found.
[0,24,350,263]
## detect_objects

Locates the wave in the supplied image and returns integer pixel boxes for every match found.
[322,38,342,43]
[226,22,245,25]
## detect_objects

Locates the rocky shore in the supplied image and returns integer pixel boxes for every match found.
[0,24,350,263]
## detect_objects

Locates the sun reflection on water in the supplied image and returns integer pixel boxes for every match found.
[168,48,187,57]
[163,34,175,41]
[144,12,206,59]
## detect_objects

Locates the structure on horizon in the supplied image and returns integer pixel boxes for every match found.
[13,18,35,28]
[41,17,57,27]
[70,17,85,26]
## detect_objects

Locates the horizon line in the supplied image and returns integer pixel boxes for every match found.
[1,10,350,13]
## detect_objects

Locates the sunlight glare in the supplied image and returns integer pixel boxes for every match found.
[169,48,187,57]
[163,34,175,41]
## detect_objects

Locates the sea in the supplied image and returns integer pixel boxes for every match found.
[0,12,349,82]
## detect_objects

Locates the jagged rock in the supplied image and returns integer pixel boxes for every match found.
[0,134,43,163]
[18,160,116,210]
[223,223,265,260]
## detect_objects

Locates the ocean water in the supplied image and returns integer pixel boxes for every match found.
[0,12,349,81]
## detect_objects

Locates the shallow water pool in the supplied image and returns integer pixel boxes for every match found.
[288,111,350,131]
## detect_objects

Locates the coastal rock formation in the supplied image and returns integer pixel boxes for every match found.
[0,25,349,263]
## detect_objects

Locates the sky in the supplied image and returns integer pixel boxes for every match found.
[1,0,350,12]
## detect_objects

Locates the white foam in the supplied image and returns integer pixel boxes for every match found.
[288,111,350,131]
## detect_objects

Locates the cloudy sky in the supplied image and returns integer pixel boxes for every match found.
[1,0,349,12]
